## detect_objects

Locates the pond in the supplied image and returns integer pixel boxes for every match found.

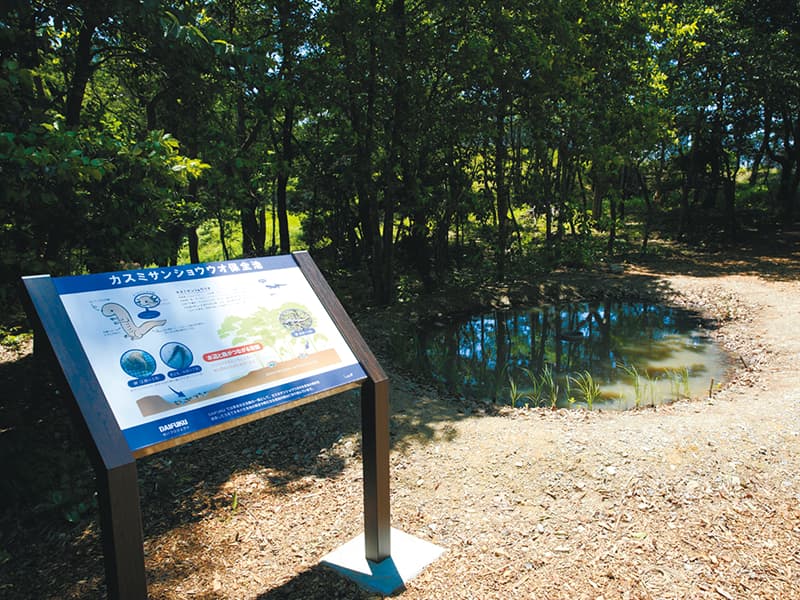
[401,301,729,410]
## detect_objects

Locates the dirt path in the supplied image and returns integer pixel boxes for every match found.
[3,247,800,600]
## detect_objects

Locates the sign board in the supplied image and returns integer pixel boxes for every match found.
[49,254,368,456]
[23,251,391,599]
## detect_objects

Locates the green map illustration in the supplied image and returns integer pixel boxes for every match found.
[217,302,329,364]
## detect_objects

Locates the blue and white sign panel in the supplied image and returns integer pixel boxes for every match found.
[53,256,366,454]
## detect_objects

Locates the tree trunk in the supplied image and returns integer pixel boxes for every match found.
[276,104,294,255]
[494,100,509,281]
[490,2,510,282]
[636,167,652,253]
[678,146,693,236]
[607,194,617,255]
[749,106,772,186]
[721,152,740,241]
[217,211,230,261]
[776,161,799,224]
[65,15,101,128]
[188,227,200,264]
[374,0,412,304]
[556,144,570,245]
[240,206,260,257]
[345,2,383,302]
[765,111,799,224]
[276,0,297,255]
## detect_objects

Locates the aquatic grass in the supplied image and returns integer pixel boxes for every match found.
[668,370,680,400]
[541,364,559,409]
[563,373,572,407]
[508,365,564,409]
[619,364,643,408]
[569,370,602,410]
[619,364,661,407]
[668,366,691,400]
[508,375,524,408]
[512,362,693,411]
[522,367,545,407]
[642,370,658,406]
[678,366,691,398]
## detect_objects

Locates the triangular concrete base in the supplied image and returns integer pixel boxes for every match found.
[320,528,444,595]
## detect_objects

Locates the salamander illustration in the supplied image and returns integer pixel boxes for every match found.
[163,343,191,368]
[101,302,166,340]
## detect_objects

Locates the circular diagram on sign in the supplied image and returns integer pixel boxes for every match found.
[134,291,162,319]
[120,349,157,379]
[160,342,193,370]
[279,308,313,333]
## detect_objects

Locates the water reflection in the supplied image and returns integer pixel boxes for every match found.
[407,302,728,410]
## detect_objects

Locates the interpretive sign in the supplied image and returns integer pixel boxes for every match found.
[50,254,367,455]
[22,251,391,600]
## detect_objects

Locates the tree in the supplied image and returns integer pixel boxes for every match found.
[0,1,208,277]
[736,0,800,223]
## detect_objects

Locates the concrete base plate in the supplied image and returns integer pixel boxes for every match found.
[320,528,444,595]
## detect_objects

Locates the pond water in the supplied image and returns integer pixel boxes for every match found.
[402,302,729,410]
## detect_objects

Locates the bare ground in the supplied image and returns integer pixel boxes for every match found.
[2,237,800,599]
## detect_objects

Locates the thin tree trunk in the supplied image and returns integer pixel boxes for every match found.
[636,166,652,253]
[217,211,230,261]
[188,227,200,264]
[65,16,101,128]
[276,103,294,254]
[495,100,509,280]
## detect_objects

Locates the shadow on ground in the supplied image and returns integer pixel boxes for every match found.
[0,341,465,599]
[632,228,800,281]
[254,565,371,600]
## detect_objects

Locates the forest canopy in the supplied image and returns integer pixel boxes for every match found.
[1,0,799,307]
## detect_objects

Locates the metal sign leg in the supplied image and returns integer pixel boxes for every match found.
[360,378,391,562]
[96,461,148,600]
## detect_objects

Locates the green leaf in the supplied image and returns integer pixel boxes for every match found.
[163,11,180,26]
[186,24,209,44]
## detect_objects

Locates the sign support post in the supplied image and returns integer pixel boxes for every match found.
[97,462,147,600]
[360,377,391,562]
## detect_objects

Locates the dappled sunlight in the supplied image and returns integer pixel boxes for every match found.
[634,232,800,282]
